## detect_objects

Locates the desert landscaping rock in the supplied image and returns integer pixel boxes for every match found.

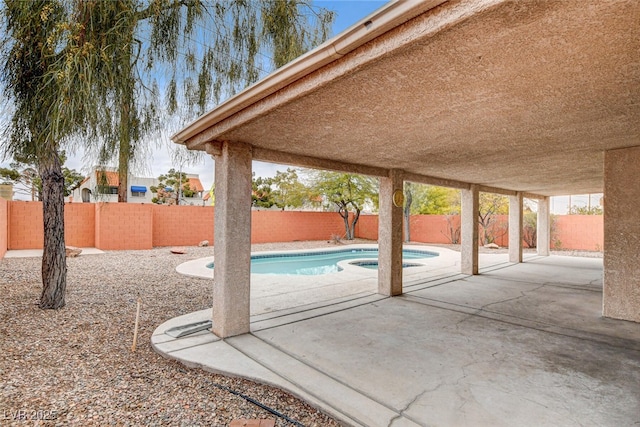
[65,246,82,257]
[0,244,341,426]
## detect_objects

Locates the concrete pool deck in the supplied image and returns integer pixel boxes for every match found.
[153,250,640,426]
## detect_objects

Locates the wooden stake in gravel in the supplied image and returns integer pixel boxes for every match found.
[132,297,141,352]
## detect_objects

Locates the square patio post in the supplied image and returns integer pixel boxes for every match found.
[509,192,523,263]
[603,146,640,322]
[212,141,252,338]
[378,169,404,296]
[461,184,479,275]
[537,197,550,256]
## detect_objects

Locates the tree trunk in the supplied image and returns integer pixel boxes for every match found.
[39,153,67,309]
[338,203,350,240]
[118,54,133,203]
[348,208,361,240]
[117,105,130,203]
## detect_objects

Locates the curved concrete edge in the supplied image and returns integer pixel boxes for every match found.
[175,257,214,279]
[175,244,455,280]
[151,305,393,426]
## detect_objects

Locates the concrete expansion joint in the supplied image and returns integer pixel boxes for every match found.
[387,390,426,427]
[479,286,541,311]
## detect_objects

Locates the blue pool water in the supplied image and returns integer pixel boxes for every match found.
[206,248,437,275]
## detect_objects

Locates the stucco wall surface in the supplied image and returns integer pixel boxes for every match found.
[603,147,640,323]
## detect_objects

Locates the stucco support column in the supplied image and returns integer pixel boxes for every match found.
[603,147,640,323]
[509,192,523,263]
[378,169,403,296]
[461,184,479,275]
[537,197,550,256]
[212,141,252,337]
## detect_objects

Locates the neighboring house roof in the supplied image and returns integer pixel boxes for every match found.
[96,171,119,186]
[187,177,204,192]
[86,169,204,193]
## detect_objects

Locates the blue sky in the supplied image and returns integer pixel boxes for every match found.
[318,1,388,33]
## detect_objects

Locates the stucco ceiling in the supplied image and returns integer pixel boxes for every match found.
[176,0,640,196]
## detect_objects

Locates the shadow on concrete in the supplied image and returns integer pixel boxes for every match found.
[154,255,640,426]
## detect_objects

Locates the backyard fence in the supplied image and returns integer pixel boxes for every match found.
[0,201,603,258]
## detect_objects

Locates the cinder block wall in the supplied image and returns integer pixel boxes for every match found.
[9,201,43,249]
[0,198,7,259]
[94,203,153,250]
[355,215,378,240]
[251,211,345,243]
[357,214,467,245]
[410,215,464,244]
[153,205,214,247]
[9,202,97,249]
[554,215,603,251]
[357,213,602,250]
[4,201,604,252]
[64,203,95,247]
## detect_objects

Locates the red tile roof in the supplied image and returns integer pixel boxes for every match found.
[96,171,119,186]
[187,177,204,192]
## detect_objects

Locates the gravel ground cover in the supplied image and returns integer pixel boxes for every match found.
[1,242,343,427]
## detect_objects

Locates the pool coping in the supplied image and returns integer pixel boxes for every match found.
[175,244,443,279]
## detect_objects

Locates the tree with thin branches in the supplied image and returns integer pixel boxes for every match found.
[311,172,379,240]
[1,0,334,309]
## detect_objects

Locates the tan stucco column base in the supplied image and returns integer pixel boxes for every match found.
[509,193,523,263]
[378,170,403,296]
[212,141,253,337]
[461,185,479,275]
[603,147,640,323]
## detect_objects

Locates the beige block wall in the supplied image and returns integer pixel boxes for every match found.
[603,146,640,323]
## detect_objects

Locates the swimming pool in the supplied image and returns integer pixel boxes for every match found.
[206,248,437,275]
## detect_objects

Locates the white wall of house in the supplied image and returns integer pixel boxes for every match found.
[71,168,205,205]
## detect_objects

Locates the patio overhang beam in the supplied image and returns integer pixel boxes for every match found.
[402,171,470,191]
[521,192,547,201]
[252,147,388,178]
[210,143,546,199]
[477,185,518,197]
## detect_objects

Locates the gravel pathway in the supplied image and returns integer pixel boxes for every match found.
[1,243,343,426]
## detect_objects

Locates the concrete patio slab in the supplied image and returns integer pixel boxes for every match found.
[153,255,640,426]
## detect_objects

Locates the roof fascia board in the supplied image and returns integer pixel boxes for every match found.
[172,0,462,147]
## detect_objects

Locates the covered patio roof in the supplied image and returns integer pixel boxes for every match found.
[173,0,639,196]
